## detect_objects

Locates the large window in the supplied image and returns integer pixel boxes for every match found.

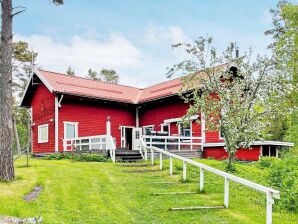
[38,124,48,143]
[64,122,78,139]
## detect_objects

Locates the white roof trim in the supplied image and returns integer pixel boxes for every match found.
[203,141,294,148]
[35,69,54,93]
[164,115,198,124]
[20,69,55,107]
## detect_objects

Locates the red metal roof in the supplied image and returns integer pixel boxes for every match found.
[37,70,184,104]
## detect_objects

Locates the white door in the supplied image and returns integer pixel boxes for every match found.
[132,128,142,150]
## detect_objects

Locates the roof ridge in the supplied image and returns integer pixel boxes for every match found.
[37,69,142,90]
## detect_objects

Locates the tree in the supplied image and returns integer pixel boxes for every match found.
[0,0,63,181]
[100,68,119,84]
[66,66,75,76]
[167,37,292,170]
[265,1,298,147]
[87,68,101,81]
[12,41,37,155]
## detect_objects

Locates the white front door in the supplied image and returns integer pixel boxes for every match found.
[132,128,142,151]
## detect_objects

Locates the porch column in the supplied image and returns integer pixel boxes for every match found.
[54,96,59,152]
[106,116,111,136]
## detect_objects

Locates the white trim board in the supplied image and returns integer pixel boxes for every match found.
[203,141,294,148]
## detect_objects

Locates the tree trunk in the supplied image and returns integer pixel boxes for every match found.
[0,0,15,181]
[26,111,31,153]
[12,117,21,154]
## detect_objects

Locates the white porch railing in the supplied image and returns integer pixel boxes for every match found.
[142,135,203,151]
[140,139,279,224]
[63,135,116,162]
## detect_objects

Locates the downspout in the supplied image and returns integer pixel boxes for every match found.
[136,107,139,128]
[55,94,63,152]
[55,96,59,152]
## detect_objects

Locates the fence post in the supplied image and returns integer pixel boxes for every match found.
[183,161,187,181]
[200,168,204,192]
[190,136,193,151]
[266,191,273,224]
[178,138,181,151]
[224,177,229,208]
[169,156,173,175]
[151,149,154,165]
[159,152,163,170]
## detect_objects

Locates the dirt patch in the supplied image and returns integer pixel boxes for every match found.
[23,186,43,202]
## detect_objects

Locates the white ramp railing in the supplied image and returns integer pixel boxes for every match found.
[142,135,202,151]
[63,135,116,162]
[140,139,279,224]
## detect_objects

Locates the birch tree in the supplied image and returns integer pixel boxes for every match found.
[167,37,293,170]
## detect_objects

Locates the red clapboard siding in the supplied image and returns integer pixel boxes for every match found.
[203,146,261,161]
[31,84,55,153]
[205,131,225,143]
[58,100,135,150]
[139,101,189,133]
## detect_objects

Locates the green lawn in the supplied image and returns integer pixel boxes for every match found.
[0,158,297,224]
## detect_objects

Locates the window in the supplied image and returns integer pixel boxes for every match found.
[38,124,48,143]
[179,122,191,137]
[64,122,78,139]
[143,125,154,135]
[219,130,224,139]
[161,124,170,135]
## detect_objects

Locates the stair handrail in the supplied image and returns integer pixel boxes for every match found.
[140,139,280,224]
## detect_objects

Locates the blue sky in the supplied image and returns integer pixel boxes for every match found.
[14,0,281,87]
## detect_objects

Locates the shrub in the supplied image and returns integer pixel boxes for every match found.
[258,157,277,168]
[72,154,108,162]
[267,154,298,213]
[45,153,108,162]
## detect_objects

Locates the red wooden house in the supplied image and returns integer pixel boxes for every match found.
[21,70,294,161]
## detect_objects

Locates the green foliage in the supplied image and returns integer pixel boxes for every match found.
[86,68,119,84]
[167,36,292,169]
[66,66,75,76]
[258,157,278,168]
[265,1,298,143]
[267,155,298,212]
[100,68,119,84]
[45,153,108,162]
[86,68,101,81]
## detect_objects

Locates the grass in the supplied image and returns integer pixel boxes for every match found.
[0,157,297,224]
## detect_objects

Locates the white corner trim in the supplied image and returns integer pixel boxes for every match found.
[55,97,59,152]
[38,124,49,143]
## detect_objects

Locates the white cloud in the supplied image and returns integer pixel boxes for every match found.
[15,33,144,83]
[144,24,190,46]
[14,26,190,88]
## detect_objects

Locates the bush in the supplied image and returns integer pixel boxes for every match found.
[45,153,108,162]
[72,154,108,162]
[267,154,298,213]
[258,157,278,168]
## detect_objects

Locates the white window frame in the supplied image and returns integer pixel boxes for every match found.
[161,123,170,135]
[219,130,225,139]
[178,121,192,137]
[64,122,79,140]
[38,124,49,143]
[142,125,154,135]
